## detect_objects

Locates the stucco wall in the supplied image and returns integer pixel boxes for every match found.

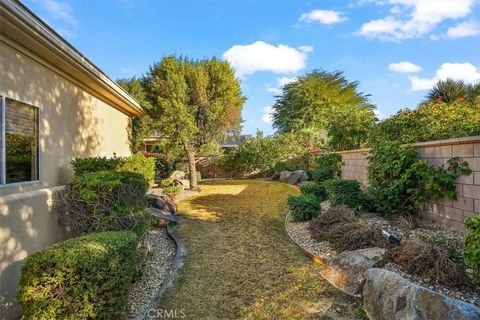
[339,136,480,233]
[0,42,132,319]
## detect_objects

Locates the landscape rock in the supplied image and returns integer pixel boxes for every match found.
[285,173,301,184]
[292,170,309,182]
[363,268,480,320]
[271,172,280,181]
[320,247,386,296]
[279,171,292,182]
[175,179,190,190]
[169,170,186,181]
[146,194,176,214]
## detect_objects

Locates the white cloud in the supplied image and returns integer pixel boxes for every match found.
[42,0,77,26]
[446,21,480,38]
[300,10,347,24]
[389,61,422,73]
[223,41,312,77]
[409,62,480,91]
[265,85,282,94]
[265,76,298,94]
[298,45,314,53]
[262,106,274,123]
[357,0,477,40]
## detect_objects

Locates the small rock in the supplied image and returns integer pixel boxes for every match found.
[271,172,281,181]
[292,170,309,182]
[279,171,292,182]
[169,170,186,180]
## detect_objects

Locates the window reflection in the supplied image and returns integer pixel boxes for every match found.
[5,98,39,183]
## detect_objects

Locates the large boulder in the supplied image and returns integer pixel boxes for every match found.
[363,268,480,320]
[285,173,301,184]
[320,247,386,296]
[169,170,186,181]
[271,172,281,181]
[292,170,309,182]
[279,171,292,182]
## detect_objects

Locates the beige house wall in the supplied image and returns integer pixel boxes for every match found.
[339,136,480,233]
[0,41,133,319]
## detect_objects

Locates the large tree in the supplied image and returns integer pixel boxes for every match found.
[142,56,245,189]
[117,77,153,153]
[271,70,376,150]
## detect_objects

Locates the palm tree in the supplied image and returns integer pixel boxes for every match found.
[426,79,474,104]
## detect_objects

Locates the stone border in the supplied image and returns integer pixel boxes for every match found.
[137,213,186,320]
[285,213,480,320]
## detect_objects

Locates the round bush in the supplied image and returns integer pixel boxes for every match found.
[18,231,138,320]
[321,179,365,209]
[287,194,321,221]
[299,183,328,202]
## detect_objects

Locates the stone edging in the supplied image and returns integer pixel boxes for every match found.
[284,213,480,320]
[137,214,186,320]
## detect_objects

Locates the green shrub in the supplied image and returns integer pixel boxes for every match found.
[311,168,333,182]
[118,152,155,183]
[465,215,480,283]
[164,185,183,196]
[368,141,472,215]
[287,194,321,221]
[159,178,173,188]
[154,154,178,180]
[71,156,120,175]
[299,183,328,202]
[321,179,364,209]
[315,153,341,175]
[18,231,138,320]
[56,171,149,236]
[368,100,480,145]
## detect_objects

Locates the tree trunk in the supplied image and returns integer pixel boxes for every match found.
[184,144,198,190]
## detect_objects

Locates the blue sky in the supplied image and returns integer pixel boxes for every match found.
[23,0,480,135]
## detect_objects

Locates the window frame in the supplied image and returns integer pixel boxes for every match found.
[0,95,41,186]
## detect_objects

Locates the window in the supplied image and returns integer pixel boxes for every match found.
[0,96,39,184]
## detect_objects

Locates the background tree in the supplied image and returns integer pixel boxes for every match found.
[425,79,476,104]
[117,77,153,153]
[142,56,245,189]
[271,70,376,150]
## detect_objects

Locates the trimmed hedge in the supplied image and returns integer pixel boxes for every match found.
[72,153,155,183]
[288,194,321,221]
[18,231,138,320]
[71,156,120,175]
[57,171,150,236]
[299,183,328,202]
[118,153,155,183]
[321,179,365,209]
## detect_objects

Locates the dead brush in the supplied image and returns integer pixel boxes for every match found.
[308,205,354,240]
[391,241,470,288]
[309,206,386,251]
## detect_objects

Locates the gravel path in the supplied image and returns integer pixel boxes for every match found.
[123,228,176,320]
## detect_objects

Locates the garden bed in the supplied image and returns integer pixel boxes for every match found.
[124,227,176,319]
[285,209,480,307]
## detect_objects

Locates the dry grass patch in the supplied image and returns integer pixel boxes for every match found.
[157,179,361,319]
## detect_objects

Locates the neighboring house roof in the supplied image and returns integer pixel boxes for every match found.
[0,0,144,116]
[221,134,253,148]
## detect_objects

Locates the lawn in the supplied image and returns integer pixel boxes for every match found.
[157,179,361,319]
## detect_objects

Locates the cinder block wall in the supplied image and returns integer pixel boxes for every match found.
[338,136,480,233]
